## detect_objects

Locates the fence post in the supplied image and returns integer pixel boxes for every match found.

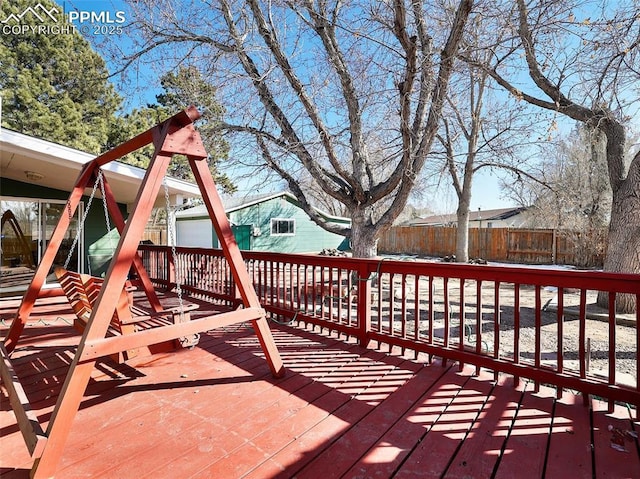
[357,261,372,347]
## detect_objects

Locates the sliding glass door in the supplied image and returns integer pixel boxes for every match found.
[1,197,82,296]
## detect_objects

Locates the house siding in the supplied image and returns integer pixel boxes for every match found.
[228,196,347,253]
[411,208,530,229]
[176,194,349,253]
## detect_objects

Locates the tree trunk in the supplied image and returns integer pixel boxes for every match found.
[350,216,379,259]
[597,181,640,313]
[456,203,470,263]
[351,226,378,258]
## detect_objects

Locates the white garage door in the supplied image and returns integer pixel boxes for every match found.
[176,219,214,247]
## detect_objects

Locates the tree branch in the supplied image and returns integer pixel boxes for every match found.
[515,0,627,191]
[220,122,353,193]
[475,161,555,193]
[410,0,434,143]
[219,0,350,204]
[256,136,351,237]
[303,0,368,202]
[374,0,473,229]
[246,0,356,189]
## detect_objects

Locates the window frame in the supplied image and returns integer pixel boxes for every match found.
[270,217,296,237]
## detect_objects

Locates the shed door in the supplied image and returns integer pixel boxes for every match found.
[232,225,252,250]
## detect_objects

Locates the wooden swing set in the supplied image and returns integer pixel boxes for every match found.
[0,106,284,478]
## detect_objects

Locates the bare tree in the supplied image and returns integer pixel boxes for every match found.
[437,60,535,262]
[415,6,542,263]
[118,0,473,257]
[504,125,612,267]
[464,0,640,312]
[512,126,612,230]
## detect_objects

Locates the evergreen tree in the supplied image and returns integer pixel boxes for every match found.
[0,1,231,189]
[109,66,234,192]
[0,0,120,153]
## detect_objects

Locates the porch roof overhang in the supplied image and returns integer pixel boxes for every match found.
[0,128,201,208]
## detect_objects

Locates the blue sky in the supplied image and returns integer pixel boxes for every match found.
[53,0,517,213]
[56,0,161,106]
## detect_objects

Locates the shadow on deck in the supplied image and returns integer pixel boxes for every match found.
[1,297,639,478]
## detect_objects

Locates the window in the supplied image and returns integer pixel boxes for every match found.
[271,218,295,236]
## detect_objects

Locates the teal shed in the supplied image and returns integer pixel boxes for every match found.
[175,192,350,253]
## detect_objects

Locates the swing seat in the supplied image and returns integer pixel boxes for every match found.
[55,267,200,359]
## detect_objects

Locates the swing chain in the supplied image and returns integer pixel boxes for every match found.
[163,178,185,318]
[98,172,115,253]
[63,170,103,270]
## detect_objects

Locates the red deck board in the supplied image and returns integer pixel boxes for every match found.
[201,390,336,479]
[393,367,491,478]
[591,398,640,478]
[63,406,211,478]
[242,354,416,479]
[311,359,451,479]
[493,383,556,479]
[63,347,287,476]
[544,393,593,478]
[59,355,270,474]
[340,363,464,479]
[256,402,371,479]
[283,359,422,479]
[144,332,381,478]
[3,325,269,477]
[196,348,397,478]
[1,296,638,479]
[434,373,521,479]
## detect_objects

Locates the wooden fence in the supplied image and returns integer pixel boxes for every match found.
[379,226,606,267]
[141,228,166,245]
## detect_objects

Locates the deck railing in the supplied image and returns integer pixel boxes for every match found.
[137,245,639,412]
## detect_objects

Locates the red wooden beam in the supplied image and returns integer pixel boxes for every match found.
[100,172,164,312]
[4,162,97,353]
[93,106,204,167]
[189,156,284,379]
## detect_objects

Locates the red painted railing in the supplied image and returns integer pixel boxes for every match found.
[138,245,640,412]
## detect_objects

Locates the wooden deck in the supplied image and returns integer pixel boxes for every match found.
[1,296,639,478]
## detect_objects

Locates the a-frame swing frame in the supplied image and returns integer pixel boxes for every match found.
[1,106,284,479]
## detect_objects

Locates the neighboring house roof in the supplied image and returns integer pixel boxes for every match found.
[411,207,527,226]
[176,191,350,224]
[0,128,201,206]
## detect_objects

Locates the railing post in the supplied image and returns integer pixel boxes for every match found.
[167,246,176,291]
[357,261,372,347]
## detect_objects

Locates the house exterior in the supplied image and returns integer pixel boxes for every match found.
[410,207,529,229]
[1,128,200,293]
[176,192,350,253]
